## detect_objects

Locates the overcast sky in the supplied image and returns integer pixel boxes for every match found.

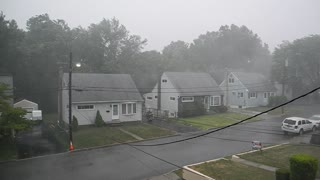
[2,0,320,52]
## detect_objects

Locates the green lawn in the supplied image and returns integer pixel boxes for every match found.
[246,106,300,115]
[73,126,136,149]
[190,159,275,180]
[239,144,320,177]
[174,113,260,130]
[120,123,174,139]
[0,140,17,161]
[73,123,174,149]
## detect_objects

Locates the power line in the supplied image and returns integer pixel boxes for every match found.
[131,86,320,147]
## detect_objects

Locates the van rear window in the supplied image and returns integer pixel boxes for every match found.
[284,119,296,125]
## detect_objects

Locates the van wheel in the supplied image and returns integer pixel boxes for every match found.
[283,131,288,135]
[312,126,316,132]
[299,129,304,135]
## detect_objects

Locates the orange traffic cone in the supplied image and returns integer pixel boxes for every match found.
[69,142,74,151]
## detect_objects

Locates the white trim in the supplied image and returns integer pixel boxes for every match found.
[181,97,194,102]
[210,96,221,106]
[121,103,137,115]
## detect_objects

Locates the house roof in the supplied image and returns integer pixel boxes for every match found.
[14,99,38,106]
[63,73,143,103]
[165,72,223,96]
[232,72,276,92]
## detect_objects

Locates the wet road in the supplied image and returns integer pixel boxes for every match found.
[1,115,311,180]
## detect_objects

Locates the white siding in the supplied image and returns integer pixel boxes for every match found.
[220,73,249,108]
[62,89,142,125]
[161,73,179,117]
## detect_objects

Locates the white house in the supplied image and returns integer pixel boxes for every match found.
[144,72,224,118]
[59,73,143,125]
[220,71,277,108]
[14,99,41,120]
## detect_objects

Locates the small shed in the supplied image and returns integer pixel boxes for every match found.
[14,99,39,120]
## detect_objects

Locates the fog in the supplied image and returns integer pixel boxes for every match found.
[2,0,320,51]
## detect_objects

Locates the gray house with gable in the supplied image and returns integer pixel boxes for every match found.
[220,71,277,108]
[59,73,143,125]
[144,72,224,118]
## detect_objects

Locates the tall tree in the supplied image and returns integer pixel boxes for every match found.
[271,35,320,100]
[0,12,24,74]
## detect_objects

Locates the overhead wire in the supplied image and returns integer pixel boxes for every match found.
[131,85,320,146]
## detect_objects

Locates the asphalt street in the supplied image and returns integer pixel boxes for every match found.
[1,115,313,180]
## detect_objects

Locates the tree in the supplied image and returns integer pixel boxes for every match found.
[189,24,271,74]
[95,110,104,127]
[271,35,320,101]
[162,41,191,71]
[0,12,25,74]
[0,83,31,141]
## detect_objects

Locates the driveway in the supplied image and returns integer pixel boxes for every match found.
[0,116,314,180]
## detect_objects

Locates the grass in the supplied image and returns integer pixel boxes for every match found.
[246,106,300,115]
[239,144,320,177]
[174,113,260,130]
[120,123,175,139]
[73,126,136,149]
[73,123,174,149]
[0,140,17,161]
[190,159,275,180]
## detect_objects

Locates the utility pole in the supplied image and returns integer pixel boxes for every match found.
[157,73,161,117]
[225,68,229,107]
[68,52,74,151]
[281,59,288,114]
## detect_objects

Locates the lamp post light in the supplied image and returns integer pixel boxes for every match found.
[68,52,81,151]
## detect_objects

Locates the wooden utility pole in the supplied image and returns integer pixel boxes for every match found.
[157,73,162,117]
[281,59,288,114]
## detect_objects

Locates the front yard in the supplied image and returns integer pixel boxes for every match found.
[173,112,260,130]
[73,123,175,149]
[0,140,17,161]
[239,144,320,177]
[190,159,275,180]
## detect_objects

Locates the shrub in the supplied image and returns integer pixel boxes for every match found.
[290,154,318,180]
[95,110,104,127]
[276,168,290,180]
[72,116,78,131]
[212,105,228,113]
[268,96,287,107]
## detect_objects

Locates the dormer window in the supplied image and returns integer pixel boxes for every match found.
[228,74,234,83]
[162,79,167,83]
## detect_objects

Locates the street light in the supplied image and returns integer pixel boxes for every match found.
[68,52,81,151]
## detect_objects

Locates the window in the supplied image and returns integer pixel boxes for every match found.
[249,92,257,98]
[155,96,158,99]
[122,104,126,114]
[122,103,136,115]
[228,74,234,83]
[162,79,167,83]
[182,97,194,102]
[133,103,136,113]
[264,92,267,98]
[147,96,152,100]
[238,92,243,98]
[170,97,175,101]
[210,96,220,106]
[77,105,94,110]
[232,91,236,96]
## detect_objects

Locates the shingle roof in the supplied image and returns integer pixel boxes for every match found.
[165,72,223,96]
[63,73,143,103]
[232,72,276,92]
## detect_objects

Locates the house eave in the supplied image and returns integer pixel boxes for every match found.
[72,100,144,104]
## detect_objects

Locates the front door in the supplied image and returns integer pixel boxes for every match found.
[112,104,119,120]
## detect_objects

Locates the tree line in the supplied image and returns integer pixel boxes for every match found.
[1,12,319,112]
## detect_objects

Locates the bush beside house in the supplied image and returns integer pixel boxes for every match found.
[72,116,78,131]
[95,110,104,127]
